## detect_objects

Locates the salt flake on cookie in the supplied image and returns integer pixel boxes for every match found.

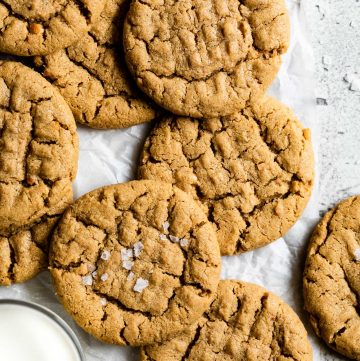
[133,242,144,257]
[82,275,93,286]
[133,278,149,293]
[354,248,360,261]
[101,250,111,261]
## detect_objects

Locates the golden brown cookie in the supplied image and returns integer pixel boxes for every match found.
[123,0,290,118]
[0,61,78,235]
[50,180,221,346]
[36,0,157,129]
[304,195,360,360]
[142,280,313,361]
[0,193,72,286]
[0,0,105,56]
[138,96,314,255]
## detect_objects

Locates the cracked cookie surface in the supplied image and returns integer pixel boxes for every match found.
[50,180,221,346]
[138,96,314,255]
[123,0,290,118]
[303,195,360,360]
[37,0,157,129]
[0,192,72,286]
[0,61,78,235]
[141,280,312,361]
[0,0,104,56]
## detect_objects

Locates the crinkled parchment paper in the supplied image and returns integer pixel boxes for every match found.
[1,1,340,360]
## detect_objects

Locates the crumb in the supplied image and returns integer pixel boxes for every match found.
[344,73,360,92]
[29,23,43,35]
[350,79,360,92]
[316,98,328,106]
[26,175,38,185]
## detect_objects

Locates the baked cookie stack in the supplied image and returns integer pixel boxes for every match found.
[0,61,78,286]
[35,0,158,129]
[304,196,360,360]
[1,1,357,360]
[0,0,105,285]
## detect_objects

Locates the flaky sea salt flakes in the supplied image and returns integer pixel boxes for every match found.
[122,260,134,271]
[127,272,135,281]
[121,248,133,261]
[354,248,360,262]
[169,235,179,243]
[100,298,107,306]
[180,238,189,247]
[133,278,149,293]
[82,275,93,286]
[100,273,109,282]
[133,241,144,257]
[101,250,111,261]
[87,264,96,272]
[163,221,170,232]
[92,271,97,278]
[160,234,167,241]
[121,247,134,270]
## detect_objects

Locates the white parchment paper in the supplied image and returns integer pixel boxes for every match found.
[1,1,342,360]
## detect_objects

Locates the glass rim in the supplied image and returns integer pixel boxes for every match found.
[0,298,85,361]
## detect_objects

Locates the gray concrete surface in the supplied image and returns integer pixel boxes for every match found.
[303,2,359,359]
[304,0,360,214]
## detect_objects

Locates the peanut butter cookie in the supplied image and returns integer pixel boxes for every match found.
[0,0,104,56]
[123,0,290,118]
[142,280,312,361]
[0,193,72,286]
[50,180,221,346]
[37,0,157,129]
[304,195,360,360]
[138,96,314,255]
[0,61,78,235]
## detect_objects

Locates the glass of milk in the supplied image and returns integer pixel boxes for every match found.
[0,299,85,361]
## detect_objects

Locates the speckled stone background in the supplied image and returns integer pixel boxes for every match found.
[304,0,360,214]
[305,1,360,359]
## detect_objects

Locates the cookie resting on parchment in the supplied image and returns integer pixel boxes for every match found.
[304,195,360,360]
[0,61,78,235]
[141,280,313,361]
[50,180,221,346]
[124,0,290,118]
[0,0,105,56]
[37,0,157,129]
[138,96,314,255]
